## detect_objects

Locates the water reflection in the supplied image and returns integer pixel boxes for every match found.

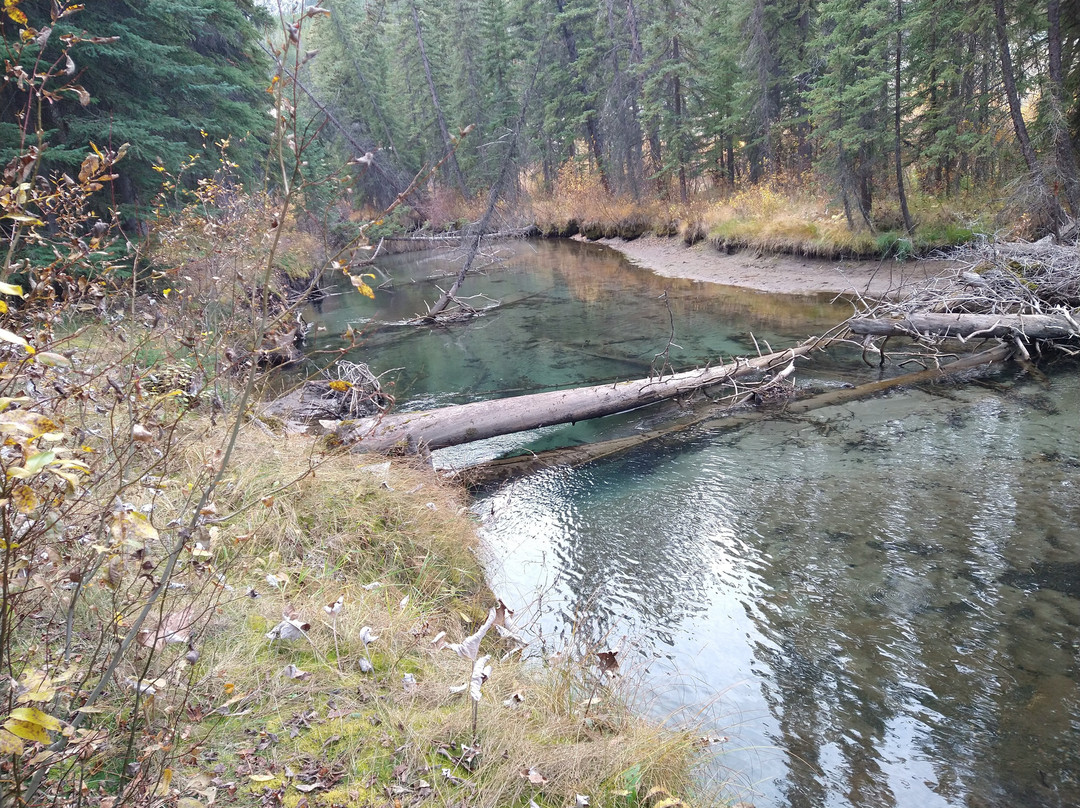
[305,240,848,409]
[478,370,1080,808]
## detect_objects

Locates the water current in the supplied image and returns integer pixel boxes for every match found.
[306,239,1080,808]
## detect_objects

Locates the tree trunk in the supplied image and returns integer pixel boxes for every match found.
[410,0,469,197]
[894,0,914,232]
[672,35,689,203]
[337,343,817,453]
[1047,0,1080,216]
[993,0,1040,174]
[456,344,1013,489]
[993,0,1068,232]
[847,312,1080,340]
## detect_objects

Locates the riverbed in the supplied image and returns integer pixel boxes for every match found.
[306,239,1080,808]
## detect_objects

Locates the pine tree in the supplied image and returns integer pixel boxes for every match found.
[810,0,893,227]
[2,0,271,214]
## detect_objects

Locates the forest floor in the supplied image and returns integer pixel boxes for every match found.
[591,234,956,298]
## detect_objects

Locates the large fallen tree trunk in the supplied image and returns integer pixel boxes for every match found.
[337,341,818,453]
[848,312,1079,340]
[455,343,1013,488]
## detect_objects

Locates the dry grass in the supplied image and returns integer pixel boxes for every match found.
[525,162,992,260]
[65,415,716,808]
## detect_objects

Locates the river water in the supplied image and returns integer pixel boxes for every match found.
[307,239,1080,808]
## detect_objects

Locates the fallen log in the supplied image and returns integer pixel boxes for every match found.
[336,341,819,453]
[847,312,1079,340]
[454,343,1013,489]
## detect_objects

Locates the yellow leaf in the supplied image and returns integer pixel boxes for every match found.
[110,511,159,548]
[3,719,49,744]
[11,484,42,514]
[0,410,59,438]
[0,301,7,314]
[34,352,70,367]
[348,274,375,299]
[16,670,55,703]
[327,380,351,392]
[0,328,30,350]
[0,729,24,756]
[4,1,28,26]
[0,282,23,297]
[248,774,276,783]
[9,707,62,732]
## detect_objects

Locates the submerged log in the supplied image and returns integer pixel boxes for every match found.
[455,343,1013,489]
[847,312,1079,340]
[337,341,818,453]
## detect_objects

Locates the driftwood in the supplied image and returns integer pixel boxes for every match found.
[847,312,1080,340]
[336,341,818,453]
[379,228,539,254]
[455,343,1013,489]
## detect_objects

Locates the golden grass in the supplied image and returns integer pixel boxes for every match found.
[47,401,717,807]
[525,162,994,260]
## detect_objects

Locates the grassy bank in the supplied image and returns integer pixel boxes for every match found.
[524,171,993,260]
[158,426,708,808]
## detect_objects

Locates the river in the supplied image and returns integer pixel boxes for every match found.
[305,239,1080,808]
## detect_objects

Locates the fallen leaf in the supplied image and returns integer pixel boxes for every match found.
[446,607,496,661]
[281,664,309,680]
[265,616,309,641]
[248,773,276,783]
[519,768,547,785]
[137,607,198,650]
[597,649,619,674]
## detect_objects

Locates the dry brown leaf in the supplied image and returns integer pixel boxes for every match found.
[597,649,619,674]
[519,768,547,785]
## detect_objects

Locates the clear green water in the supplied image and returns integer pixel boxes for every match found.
[309,240,1080,808]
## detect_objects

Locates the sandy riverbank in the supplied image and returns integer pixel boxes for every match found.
[593,234,952,297]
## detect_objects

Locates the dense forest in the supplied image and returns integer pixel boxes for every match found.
[302,0,1080,233]
[2,0,1078,238]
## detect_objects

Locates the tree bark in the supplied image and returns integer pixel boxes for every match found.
[337,343,817,453]
[410,0,469,197]
[847,312,1079,340]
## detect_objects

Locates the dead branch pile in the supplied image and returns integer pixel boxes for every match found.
[322,361,394,417]
[875,237,1080,316]
[260,360,394,423]
[848,238,1080,353]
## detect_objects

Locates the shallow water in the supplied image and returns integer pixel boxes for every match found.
[310,240,1080,808]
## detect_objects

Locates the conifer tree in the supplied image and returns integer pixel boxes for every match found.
[2,0,271,214]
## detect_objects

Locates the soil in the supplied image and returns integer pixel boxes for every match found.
[592,235,954,298]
